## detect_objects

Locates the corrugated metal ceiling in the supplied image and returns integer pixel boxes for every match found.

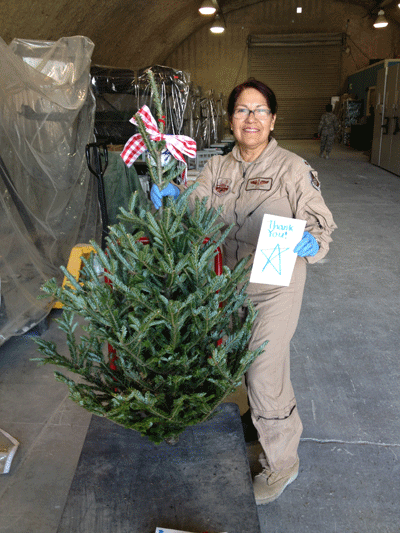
[0,0,398,69]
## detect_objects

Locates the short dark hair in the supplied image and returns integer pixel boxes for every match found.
[326,104,333,112]
[227,78,278,119]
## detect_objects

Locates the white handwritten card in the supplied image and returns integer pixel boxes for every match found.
[250,215,306,287]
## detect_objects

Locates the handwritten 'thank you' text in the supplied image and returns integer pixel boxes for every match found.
[268,220,294,238]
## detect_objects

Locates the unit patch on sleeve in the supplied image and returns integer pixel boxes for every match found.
[310,171,321,191]
[246,177,272,191]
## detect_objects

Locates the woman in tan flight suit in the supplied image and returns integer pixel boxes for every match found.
[151,79,336,504]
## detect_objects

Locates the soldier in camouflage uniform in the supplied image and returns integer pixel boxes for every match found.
[318,104,339,159]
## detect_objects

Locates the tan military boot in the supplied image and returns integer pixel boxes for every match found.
[253,456,299,504]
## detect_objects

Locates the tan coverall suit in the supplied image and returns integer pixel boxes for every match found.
[190,138,336,473]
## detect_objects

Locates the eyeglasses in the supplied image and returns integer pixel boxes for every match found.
[233,107,272,119]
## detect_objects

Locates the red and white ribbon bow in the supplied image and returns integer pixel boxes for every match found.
[121,105,196,186]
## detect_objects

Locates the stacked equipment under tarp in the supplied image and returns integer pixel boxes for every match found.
[0,36,100,346]
[90,65,138,145]
[136,65,190,136]
[90,64,225,150]
[90,64,191,145]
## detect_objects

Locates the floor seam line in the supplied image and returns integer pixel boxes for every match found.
[301,437,400,448]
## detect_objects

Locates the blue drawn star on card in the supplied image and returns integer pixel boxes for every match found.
[261,244,290,275]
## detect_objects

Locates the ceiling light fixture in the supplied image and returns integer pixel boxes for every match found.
[210,13,225,33]
[373,9,388,28]
[199,1,216,15]
[297,7,302,13]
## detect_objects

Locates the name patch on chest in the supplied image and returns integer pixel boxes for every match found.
[246,177,273,191]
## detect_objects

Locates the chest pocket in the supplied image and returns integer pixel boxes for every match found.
[245,177,272,191]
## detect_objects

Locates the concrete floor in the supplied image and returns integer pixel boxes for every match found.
[1,139,400,533]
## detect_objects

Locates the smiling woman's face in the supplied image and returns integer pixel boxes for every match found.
[231,87,276,158]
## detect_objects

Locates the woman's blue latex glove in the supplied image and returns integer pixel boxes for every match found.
[150,183,180,210]
[294,231,319,257]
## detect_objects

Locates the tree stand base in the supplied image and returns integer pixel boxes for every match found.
[57,403,261,533]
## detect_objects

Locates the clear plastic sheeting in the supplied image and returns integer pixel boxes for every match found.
[182,85,201,147]
[90,65,138,144]
[183,88,225,151]
[0,36,101,346]
[90,64,225,151]
[215,93,225,142]
[199,92,220,151]
[136,65,190,136]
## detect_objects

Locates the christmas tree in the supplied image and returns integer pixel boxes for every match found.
[34,70,266,444]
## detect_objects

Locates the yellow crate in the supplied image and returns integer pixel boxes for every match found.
[53,244,97,308]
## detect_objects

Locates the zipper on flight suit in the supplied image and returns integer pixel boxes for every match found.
[233,163,252,263]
